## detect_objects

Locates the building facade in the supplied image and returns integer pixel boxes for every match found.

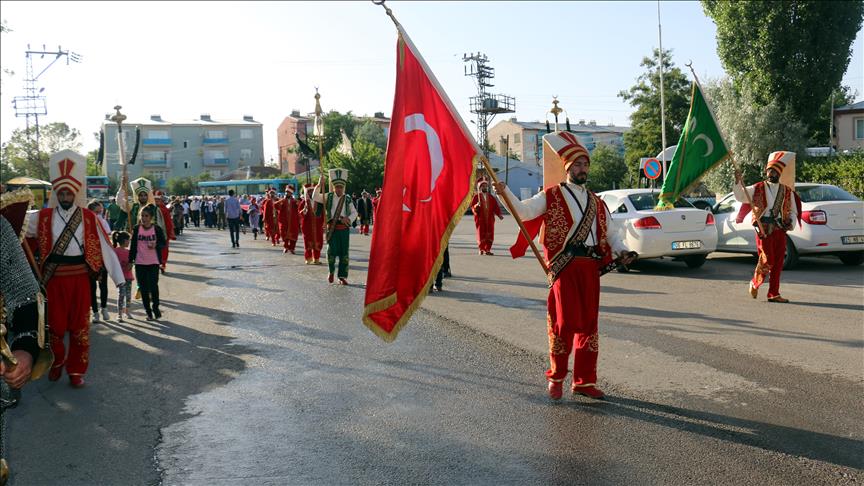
[487,118,629,165]
[833,101,864,152]
[276,111,391,176]
[102,114,264,189]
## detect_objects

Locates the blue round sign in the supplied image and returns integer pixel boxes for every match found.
[644,158,661,180]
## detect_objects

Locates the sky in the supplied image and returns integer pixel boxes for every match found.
[1,1,862,166]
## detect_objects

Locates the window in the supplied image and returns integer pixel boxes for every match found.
[147,170,169,181]
[513,133,521,144]
[797,184,859,203]
[240,129,253,139]
[209,169,222,178]
[147,129,168,139]
[615,204,628,214]
[855,118,864,140]
[240,148,253,160]
[207,130,225,139]
[714,196,737,214]
[183,140,189,148]
[143,150,167,161]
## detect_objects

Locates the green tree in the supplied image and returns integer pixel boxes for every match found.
[702,0,864,144]
[799,152,864,199]
[326,140,384,194]
[85,149,104,176]
[354,120,387,150]
[167,176,194,196]
[701,77,808,195]
[618,48,692,181]
[588,144,628,192]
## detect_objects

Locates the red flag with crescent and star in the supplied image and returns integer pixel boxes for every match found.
[363,31,479,342]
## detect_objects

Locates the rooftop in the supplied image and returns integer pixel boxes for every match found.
[835,101,864,112]
[495,118,630,134]
[102,114,262,126]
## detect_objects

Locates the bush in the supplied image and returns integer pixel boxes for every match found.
[798,152,864,198]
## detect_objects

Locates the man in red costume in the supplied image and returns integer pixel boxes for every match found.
[262,189,280,247]
[493,132,635,400]
[299,183,324,265]
[275,185,301,254]
[734,151,800,303]
[153,190,176,272]
[471,179,503,255]
[26,151,124,388]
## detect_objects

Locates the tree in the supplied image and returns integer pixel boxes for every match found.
[588,144,628,192]
[618,48,692,181]
[354,120,387,150]
[0,122,83,182]
[85,149,103,176]
[702,0,864,144]
[167,176,194,196]
[701,77,808,195]
[326,140,384,194]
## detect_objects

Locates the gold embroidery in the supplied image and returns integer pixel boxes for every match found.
[543,189,569,255]
[586,333,599,353]
[547,314,566,355]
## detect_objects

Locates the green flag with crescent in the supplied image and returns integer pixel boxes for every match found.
[656,82,729,210]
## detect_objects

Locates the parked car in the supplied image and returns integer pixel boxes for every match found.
[598,189,718,269]
[712,183,864,268]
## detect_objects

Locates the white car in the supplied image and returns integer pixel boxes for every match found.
[713,183,864,268]
[598,189,718,268]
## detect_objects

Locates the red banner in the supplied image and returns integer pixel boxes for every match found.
[363,33,478,342]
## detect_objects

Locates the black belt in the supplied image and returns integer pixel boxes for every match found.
[46,254,86,264]
[564,243,596,258]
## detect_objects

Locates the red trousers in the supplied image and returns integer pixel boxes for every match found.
[546,258,600,387]
[304,247,321,261]
[46,269,92,376]
[753,229,786,298]
[161,246,169,269]
[360,224,370,235]
[283,238,297,252]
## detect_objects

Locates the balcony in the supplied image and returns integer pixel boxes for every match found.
[142,138,172,146]
[142,158,169,167]
[204,158,229,166]
[203,137,229,145]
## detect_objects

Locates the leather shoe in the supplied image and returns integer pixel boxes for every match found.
[572,385,605,400]
[69,375,85,388]
[749,283,758,299]
[339,278,348,285]
[768,295,789,303]
[547,381,563,400]
[328,274,334,284]
[48,366,62,382]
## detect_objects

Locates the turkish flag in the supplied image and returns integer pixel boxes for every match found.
[363,33,479,342]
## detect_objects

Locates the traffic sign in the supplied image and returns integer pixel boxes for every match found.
[643,158,662,180]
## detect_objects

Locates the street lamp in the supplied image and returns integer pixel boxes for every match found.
[500,134,510,186]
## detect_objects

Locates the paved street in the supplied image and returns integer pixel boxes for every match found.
[7,218,863,485]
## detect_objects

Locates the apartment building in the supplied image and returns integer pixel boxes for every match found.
[488,118,629,165]
[102,114,264,188]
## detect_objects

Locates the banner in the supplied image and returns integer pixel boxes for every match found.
[362,32,479,342]
[657,82,729,209]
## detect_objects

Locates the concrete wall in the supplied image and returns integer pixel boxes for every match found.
[834,111,864,151]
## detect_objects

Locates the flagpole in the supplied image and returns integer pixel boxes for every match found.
[372,0,549,275]
[110,105,132,233]
[684,62,765,236]
[657,0,668,182]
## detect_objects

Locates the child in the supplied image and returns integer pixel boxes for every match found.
[129,204,167,321]
[112,231,134,321]
[248,197,261,240]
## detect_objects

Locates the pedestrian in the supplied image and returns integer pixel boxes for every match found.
[129,204,167,321]
[275,185,301,254]
[734,151,800,303]
[225,189,243,248]
[190,196,201,227]
[493,132,636,400]
[152,190,176,273]
[182,198,190,226]
[87,200,111,323]
[313,169,357,284]
[300,184,325,265]
[111,231,134,321]
[216,196,226,230]
[248,196,261,240]
[356,190,374,236]
[171,197,185,236]
[205,197,215,228]
[27,153,124,388]
[105,196,122,230]
[431,245,450,292]
[471,179,504,255]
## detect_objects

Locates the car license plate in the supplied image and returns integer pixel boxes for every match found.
[672,240,702,250]
[841,235,864,245]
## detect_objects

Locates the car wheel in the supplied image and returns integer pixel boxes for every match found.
[838,252,864,266]
[782,237,799,270]
[683,253,707,268]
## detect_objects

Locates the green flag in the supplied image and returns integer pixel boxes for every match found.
[656,82,729,209]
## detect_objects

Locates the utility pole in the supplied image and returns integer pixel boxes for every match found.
[500,135,510,185]
[657,1,668,181]
[11,44,82,165]
[829,92,835,152]
[463,52,515,165]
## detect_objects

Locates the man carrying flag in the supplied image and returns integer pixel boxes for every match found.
[470,179,503,255]
[313,169,357,284]
[733,152,800,303]
[493,132,635,400]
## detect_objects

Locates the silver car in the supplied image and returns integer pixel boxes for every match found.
[712,183,864,268]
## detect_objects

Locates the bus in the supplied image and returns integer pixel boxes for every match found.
[86,175,110,202]
[196,178,299,197]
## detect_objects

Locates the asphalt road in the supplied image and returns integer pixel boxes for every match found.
[6,217,863,485]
